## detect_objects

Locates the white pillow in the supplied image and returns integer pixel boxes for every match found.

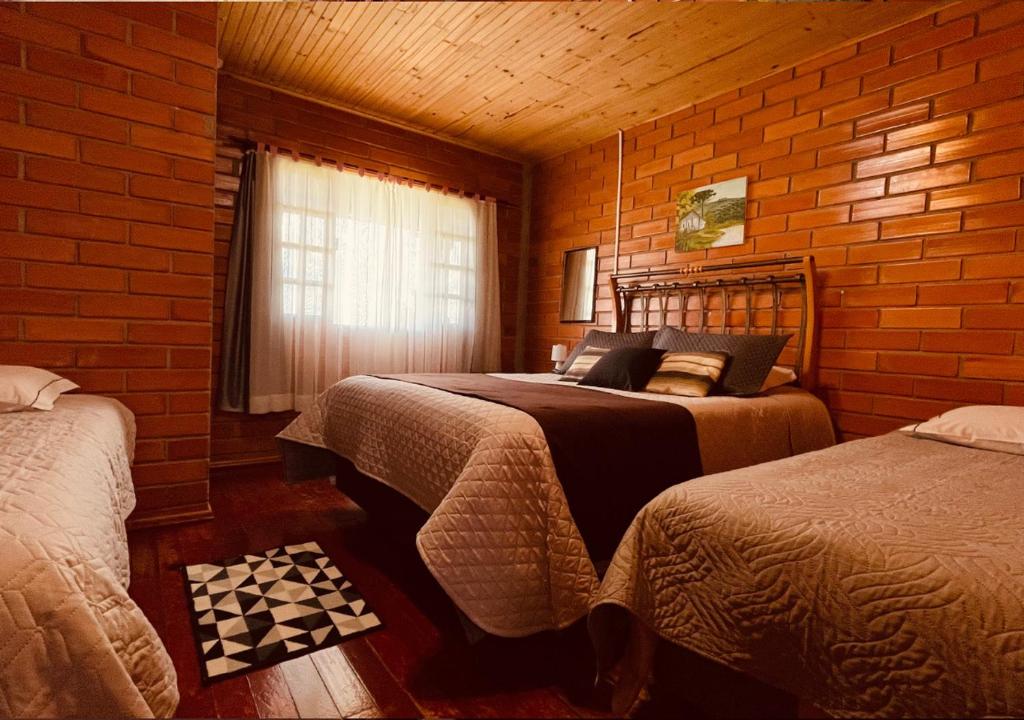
[760,365,798,392]
[901,405,1024,455]
[0,366,79,412]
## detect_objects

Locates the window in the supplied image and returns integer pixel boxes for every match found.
[246,152,501,412]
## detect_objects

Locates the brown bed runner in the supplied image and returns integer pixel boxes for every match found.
[375,374,702,561]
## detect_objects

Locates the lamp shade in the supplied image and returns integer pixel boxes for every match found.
[551,343,568,362]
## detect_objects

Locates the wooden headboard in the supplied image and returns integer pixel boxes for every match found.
[609,256,819,391]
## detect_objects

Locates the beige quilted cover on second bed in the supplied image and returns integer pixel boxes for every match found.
[591,432,1024,718]
[279,373,834,637]
[0,396,177,719]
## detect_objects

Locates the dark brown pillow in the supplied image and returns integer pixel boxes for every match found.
[578,347,666,392]
[653,327,792,396]
[556,330,657,375]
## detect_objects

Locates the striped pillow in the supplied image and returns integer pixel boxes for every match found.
[558,346,610,382]
[644,351,730,397]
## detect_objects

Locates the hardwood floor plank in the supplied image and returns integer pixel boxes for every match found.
[278,654,343,718]
[247,666,301,719]
[310,647,383,718]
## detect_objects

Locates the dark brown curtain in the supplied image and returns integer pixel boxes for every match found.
[218,149,256,412]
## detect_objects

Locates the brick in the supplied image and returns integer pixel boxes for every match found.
[933,75,1022,116]
[27,46,129,91]
[80,192,173,226]
[879,259,962,284]
[0,6,80,52]
[83,33,174,76]
[24,317,124,342]
[963,305,1024,329]
[818,136,884,166]
[0,343,75,367]
[791,163,851,192]
[80,140,175,176]
[878,351,959,376]
[0,231,76,262]
[132,74,215,114]
[855,146,931,178]
[820,91,889,126]
[881,212,962,239]
[129,271,212,298]
[135,414,209,439]
[77,346,166,368]
[127,369,210,391]
[170,347,211,368]
[941,23,1024,66]
[80,241,169,271]
[0,120,77,159]
[824,47,890,84]
[888,163,972,194]
[930,177,1020,210]
[964,202,1024,230]
[24,157,125,194]
[886,116,967,151]
[848,240,923,264]
[972,98,1024,131]
[855,103,931,137]
[934,125,1024,163]
[0,289,76,315]
[80,86,175,126]
[128,322,209,345]
[892,63,976,105]
[169,392,210,414]
[879,307,962,329]
[131,23,217,66]
[812,222,879,247]
[918,281,1008,305]
[893,17,974,60]
[925,230,1016,257]
[0,66,77,107]
[963,253,1024,279]
[26,264,125,292]
[819,178,886,207]
[26,210,126,243]
[130,174,213,207]
[851,194,926,222]
[843,285,917,307]
[914,377,1005,404]
[26,3,127,39]
[79,293,170,319]
[26,102,128,144]
[763,112,820,142]
[962,356,1024,381]
[846,329,920,350]
[131,123,213,161]
[863,53,938,93]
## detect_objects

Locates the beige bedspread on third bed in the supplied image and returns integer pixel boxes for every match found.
[591,432,1024,718]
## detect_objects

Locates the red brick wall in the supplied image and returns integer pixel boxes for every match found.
[212,75,523,465]
[528,0,1024,439]
[0,2,218,524]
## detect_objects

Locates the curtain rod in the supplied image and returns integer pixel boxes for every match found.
[224,135,518,208]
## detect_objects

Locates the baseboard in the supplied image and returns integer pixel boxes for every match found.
[126,502,214,530]
[209,453,282,469]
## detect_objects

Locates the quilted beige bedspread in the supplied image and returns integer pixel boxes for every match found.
[279,373,834,637]
[0,396,178,718]
[591,432,1024,718]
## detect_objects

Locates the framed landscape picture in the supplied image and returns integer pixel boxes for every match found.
[674,176,748,252]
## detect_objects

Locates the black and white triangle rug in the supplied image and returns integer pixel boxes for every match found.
[183,541,381,682]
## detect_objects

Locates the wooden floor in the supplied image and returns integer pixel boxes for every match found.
[128,463,614,719]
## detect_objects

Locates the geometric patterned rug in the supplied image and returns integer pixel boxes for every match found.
[183,541,381,683]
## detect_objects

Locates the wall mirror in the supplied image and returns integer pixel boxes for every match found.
[560,246,598,323]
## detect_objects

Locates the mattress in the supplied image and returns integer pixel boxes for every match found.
[590,432,1024,718]
[0,396,177,718]
[279,372,834,637]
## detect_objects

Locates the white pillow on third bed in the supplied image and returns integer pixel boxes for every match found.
[902,405,1024,455]
[0,365,79,412]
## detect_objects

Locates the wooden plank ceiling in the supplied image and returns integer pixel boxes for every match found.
[218,1,946,161]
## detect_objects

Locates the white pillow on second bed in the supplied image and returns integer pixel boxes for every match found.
[903,405,1024,456]
[0,365,79,412]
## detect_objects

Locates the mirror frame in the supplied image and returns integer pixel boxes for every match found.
[559,246,598,324]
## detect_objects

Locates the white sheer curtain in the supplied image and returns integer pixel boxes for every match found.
[248,152,501,413]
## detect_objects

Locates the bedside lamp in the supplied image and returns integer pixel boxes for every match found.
[551,343,568,372]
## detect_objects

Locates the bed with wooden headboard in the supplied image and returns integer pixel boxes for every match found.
[277,255,835,638]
